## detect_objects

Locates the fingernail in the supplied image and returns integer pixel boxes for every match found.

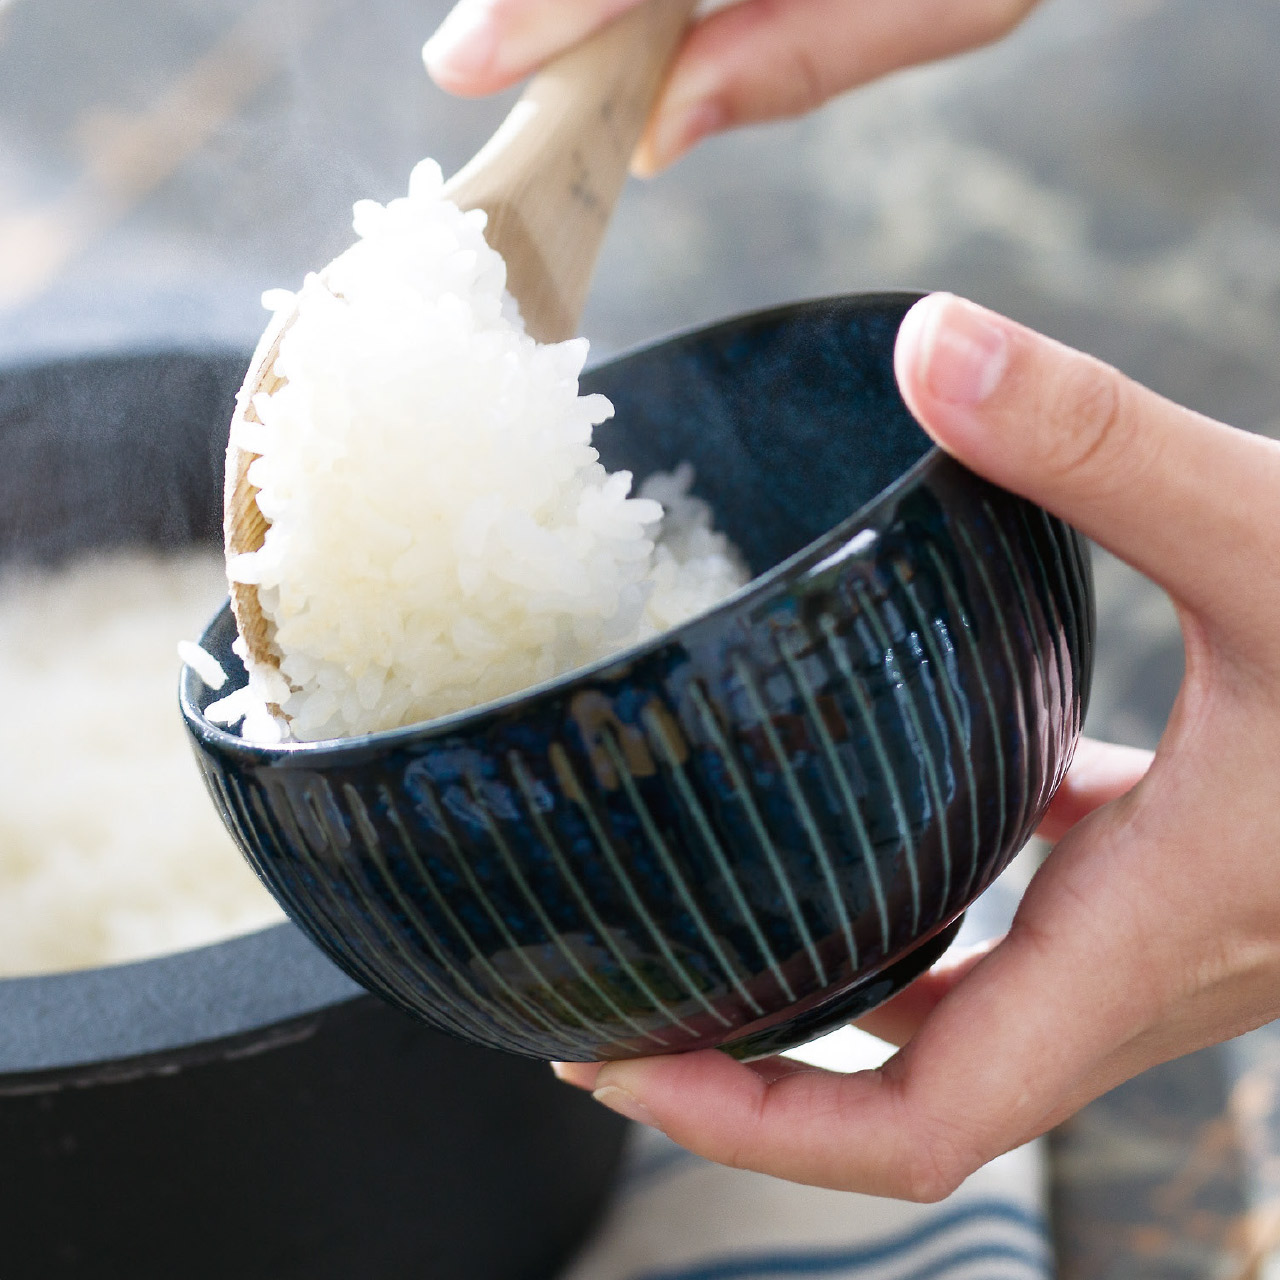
[593,1084,660,1129]
[635,59,726,176]
[908,295,1009,408]
[638,99,724,175]
[551,1061,600,1090]
[423,0,498,83]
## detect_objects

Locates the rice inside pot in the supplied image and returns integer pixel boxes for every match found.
[0,551,284,976]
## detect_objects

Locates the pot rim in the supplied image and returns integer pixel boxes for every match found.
[0,922,361,1083]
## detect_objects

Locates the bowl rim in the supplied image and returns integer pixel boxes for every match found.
[182,289,944,762]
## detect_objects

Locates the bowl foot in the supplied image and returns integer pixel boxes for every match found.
[719,914,966,1063]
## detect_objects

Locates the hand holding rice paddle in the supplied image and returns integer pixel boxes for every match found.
[222,0,701,738]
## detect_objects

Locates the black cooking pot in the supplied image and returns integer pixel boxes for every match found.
[0,350,628,1280]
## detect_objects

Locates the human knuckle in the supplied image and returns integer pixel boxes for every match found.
[717,1083,773,1173]
[786,45,829,115]
[895,1117,980,1203]
[750,0,828,115]
[1040,357,1132,487]
[720,1131,757,1173]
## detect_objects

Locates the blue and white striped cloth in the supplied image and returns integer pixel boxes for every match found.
[561,853,1051,1280]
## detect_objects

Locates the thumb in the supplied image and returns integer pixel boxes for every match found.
[893,294,1280,637]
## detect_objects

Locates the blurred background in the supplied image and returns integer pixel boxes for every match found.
[4,0,1280,1274]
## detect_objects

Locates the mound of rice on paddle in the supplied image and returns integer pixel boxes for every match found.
[220,159,745,743]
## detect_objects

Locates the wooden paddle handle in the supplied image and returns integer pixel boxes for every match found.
[444,0,698,343]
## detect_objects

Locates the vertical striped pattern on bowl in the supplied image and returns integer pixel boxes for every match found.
[185,293,1094,1062]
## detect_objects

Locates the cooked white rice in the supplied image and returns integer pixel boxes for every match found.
[227,159,747,743]
[0,551,284,977]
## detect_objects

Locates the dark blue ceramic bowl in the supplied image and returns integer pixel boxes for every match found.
[182,292,1093,1063]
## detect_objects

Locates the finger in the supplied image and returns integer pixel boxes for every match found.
[424,0,1041,167]
[551,1060,602,1090]
[850,737,1149,1047]
[1036,736,1152,843]
[894,294,1280,636]
[553,941,990,1092]
[635,0,1040,173]
[857,738,1149,1044]
[584,1041,999,1195]
[851,938,997,1046]
[583,819,1166,1199]
[549,941,993,1086]
[554,1044,839,1096]
[424,0,640,96]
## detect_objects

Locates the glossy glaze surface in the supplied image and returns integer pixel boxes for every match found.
[183,293,1094,1061]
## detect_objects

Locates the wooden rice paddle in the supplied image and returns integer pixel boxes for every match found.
[224,0,697,675]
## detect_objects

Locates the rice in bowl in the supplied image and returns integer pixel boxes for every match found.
[222,160,748,744]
